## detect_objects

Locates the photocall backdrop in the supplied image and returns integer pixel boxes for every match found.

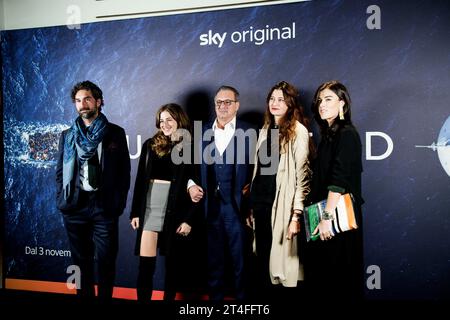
[2,0,449,300]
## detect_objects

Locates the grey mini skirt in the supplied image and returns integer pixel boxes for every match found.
[143,180,171,232]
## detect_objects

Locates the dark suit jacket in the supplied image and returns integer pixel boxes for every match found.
[56,122,131,217]
[197,119,255,217]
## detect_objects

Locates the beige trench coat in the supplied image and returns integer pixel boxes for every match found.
[251,121,310,287]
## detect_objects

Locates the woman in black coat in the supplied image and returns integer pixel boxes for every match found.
[305,81,364,300]
[130,103,197,302]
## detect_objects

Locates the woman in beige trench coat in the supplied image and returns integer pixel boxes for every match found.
[248,81,312,299]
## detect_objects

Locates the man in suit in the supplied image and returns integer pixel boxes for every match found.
[188,85,255,300]
[56,81,130,302]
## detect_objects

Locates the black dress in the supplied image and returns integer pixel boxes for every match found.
[250,126,278,293]
[305,124,364,300]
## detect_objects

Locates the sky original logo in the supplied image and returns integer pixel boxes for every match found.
[199,22,296,48]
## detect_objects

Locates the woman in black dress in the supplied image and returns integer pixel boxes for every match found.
[130,103,196,302]
[306,81,364,300]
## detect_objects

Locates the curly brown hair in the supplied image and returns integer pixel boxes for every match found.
[71,80,104,111]
[263,81,311,153]
[150,103,191,157]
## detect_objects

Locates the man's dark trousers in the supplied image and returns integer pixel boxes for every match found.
[62,191,118,302]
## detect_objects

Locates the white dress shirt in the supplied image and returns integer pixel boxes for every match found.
[212,117,236,156]
[187,117,236,189]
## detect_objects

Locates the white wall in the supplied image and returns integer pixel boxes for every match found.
[0,0,5,30]
[0,0,307,31]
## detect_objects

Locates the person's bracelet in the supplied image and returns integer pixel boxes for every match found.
[322,210,334,220]
[291,215,300,222]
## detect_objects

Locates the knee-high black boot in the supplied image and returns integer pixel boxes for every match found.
[163,255,177,301]
[136,256,156,303]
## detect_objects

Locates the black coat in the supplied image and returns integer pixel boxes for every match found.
[56,122,131,217]
[309,124,363,211]
[305,124,364,298]
[130,138,197,256]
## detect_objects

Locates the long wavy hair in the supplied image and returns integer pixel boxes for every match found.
[150,103,191,157]
[312,80,353,141]
[263,81,312,154]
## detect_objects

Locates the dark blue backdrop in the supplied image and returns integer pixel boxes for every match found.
[2,0,450,299]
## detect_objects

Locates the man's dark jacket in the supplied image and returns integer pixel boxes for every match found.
[56,122,131,217]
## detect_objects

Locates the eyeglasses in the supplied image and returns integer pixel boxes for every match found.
[215,99,236,107]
